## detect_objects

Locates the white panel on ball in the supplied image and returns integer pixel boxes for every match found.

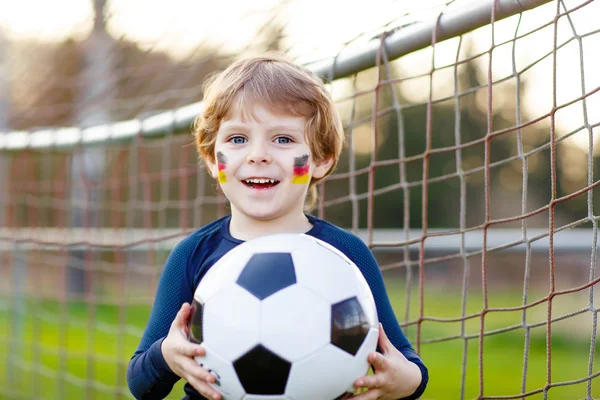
[194,346,246,400]
[353,269,378,328]
[292,243,360,304]
[284,346,355,399]
[353,326,380,363]
[244,233,311,253]
[359,293,378,329]
[259,284,330,362]
[285,345,355,399]
[243,395,292,400]
[203,284,261,361]
[312,236,354,264]
[196,244,253,303]
[286,326,379,399]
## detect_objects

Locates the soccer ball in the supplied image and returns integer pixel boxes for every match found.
[187,233,379,400]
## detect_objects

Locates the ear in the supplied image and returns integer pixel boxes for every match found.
[312,157,334,180]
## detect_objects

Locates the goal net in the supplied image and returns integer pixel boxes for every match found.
[1,0,599,398]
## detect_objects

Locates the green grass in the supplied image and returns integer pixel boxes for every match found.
[384,277,599,399]
[0,280,598,400]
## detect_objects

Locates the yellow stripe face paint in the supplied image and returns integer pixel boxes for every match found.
[217,151,227,184]
[292,154,310,184]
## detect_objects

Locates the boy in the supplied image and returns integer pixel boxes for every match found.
[127,53,428,400]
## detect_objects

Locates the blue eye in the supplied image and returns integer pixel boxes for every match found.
[229,136,247,144]
[275,136,292,144]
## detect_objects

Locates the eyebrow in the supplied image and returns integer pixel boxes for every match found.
[220,123,303,135]
[219,122,247,132]
[267,125,304,134]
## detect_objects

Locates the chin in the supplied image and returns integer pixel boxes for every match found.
[234,201,296,222]
[242,208,283,221]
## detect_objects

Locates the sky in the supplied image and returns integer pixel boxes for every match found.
[0,0,598,155]
[0,0,449,57]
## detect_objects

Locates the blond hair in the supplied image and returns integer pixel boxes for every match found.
[193,52,345,210]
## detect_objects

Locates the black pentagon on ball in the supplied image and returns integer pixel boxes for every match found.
[233,344,291,395]
[187,298,204,344]
[331,296,370,355]
[236,253,296,300]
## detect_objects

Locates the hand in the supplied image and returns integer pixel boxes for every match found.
[162,302,222,400]
[351,324,422,400]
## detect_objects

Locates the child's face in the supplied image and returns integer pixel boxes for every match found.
[207,102,332,222]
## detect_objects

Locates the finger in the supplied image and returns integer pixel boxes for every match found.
[354,373,383,390]
[346,388,380,400]
[187,375,222,400]
[177,340,207,357]
[180,357,216,384]
[368,352,387,371]
[171,303,191,330]
[377,323,392,354]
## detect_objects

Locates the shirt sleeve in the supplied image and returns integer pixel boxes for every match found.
[126,234,198,399]
[330,232,429,399]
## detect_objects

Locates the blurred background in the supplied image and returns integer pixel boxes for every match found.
[0,0,599,398]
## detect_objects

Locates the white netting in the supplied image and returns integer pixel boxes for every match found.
[1,0,599,399]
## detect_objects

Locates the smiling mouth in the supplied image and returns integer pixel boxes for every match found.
[243,178,281,189]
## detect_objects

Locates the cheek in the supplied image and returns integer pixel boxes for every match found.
[291,154,310,184]
[216,151,228,184]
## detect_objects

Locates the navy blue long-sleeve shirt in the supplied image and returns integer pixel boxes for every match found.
[127,214,428,399]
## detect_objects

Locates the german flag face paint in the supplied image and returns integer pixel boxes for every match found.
[217,151,227,184]
[291,154,310,184]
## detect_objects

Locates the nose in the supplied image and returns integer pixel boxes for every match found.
[246,140,272,165]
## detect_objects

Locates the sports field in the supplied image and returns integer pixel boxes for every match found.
[0,279,597,400]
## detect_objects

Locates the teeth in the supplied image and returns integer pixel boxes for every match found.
[245,178,277,184]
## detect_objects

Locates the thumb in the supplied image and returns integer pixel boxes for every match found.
[378,323,393,354]
[172,302,192,329]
